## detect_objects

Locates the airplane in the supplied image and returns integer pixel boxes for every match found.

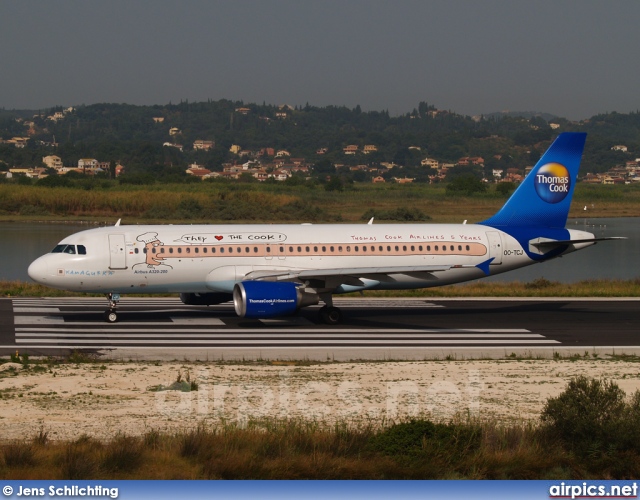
[27,132,623,324]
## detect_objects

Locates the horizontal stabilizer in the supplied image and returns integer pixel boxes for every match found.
[529,236,626,255]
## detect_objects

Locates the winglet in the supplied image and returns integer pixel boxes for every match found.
[476,258,495,276]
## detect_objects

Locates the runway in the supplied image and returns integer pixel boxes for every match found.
[1,297,639,360]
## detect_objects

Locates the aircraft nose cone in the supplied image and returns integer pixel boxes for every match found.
[27,257,48,283]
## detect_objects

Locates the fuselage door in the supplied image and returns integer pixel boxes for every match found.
[486,231,503,265]
[108,234,127,269]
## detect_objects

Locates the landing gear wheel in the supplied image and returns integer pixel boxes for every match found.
[319,306,342,325]
[105,310,118,323]
[104,292,121,324]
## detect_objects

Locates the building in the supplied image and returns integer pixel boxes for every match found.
[42,155,63,169]
[78,159,98,171]
[193,140,215,151]
[421,158,438,168]
[343,145,358,155]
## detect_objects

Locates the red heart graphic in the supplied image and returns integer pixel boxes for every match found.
[215,235,223,241]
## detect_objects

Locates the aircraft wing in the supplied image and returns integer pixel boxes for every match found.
[243,265,455,287]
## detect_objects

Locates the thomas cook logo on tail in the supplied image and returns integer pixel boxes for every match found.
[534,163,570,204]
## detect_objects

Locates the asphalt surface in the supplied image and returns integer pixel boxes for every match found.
[1,297,639,360]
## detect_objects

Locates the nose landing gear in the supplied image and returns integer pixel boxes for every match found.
[104,293,120,323]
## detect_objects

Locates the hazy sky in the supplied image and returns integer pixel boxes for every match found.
[2,0,639,119]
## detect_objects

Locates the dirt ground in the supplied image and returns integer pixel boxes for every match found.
[1,358,639,441]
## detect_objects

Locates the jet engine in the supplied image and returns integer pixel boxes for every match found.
[233,281,319,318]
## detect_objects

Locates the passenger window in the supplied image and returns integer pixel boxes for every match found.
[77,245,87,255]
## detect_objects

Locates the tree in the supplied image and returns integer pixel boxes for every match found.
[445,174,486,196]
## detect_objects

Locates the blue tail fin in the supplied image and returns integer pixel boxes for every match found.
[481,132,587,229]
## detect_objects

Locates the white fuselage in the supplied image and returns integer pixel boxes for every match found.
[27,223,595,295]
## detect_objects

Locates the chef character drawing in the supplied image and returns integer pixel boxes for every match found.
[136,232,171,268]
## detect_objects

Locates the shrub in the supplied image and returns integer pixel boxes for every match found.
[541,376,627,449]
[101,435,144,473]
[367,419,481,459]
[445,175,487,196]
[59,438,101,479]
[3,443,36,467]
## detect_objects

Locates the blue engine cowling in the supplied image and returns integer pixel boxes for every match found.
[233,281,319,318]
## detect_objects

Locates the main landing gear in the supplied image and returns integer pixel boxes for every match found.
[104,292,120,323]
[318,294,342,325]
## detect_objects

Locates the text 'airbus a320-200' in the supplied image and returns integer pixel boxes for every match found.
[28,133,623,324]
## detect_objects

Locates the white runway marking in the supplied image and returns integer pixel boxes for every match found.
[8,297,560,350]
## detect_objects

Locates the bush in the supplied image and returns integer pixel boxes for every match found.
[101,435,143,473]
[541,376,628,450]
[445,175,487,196]
[496,182,516,196]
[367,419,481,459]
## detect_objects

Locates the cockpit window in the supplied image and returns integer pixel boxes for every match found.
[51,244,77,254]
[77,245,86,255]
